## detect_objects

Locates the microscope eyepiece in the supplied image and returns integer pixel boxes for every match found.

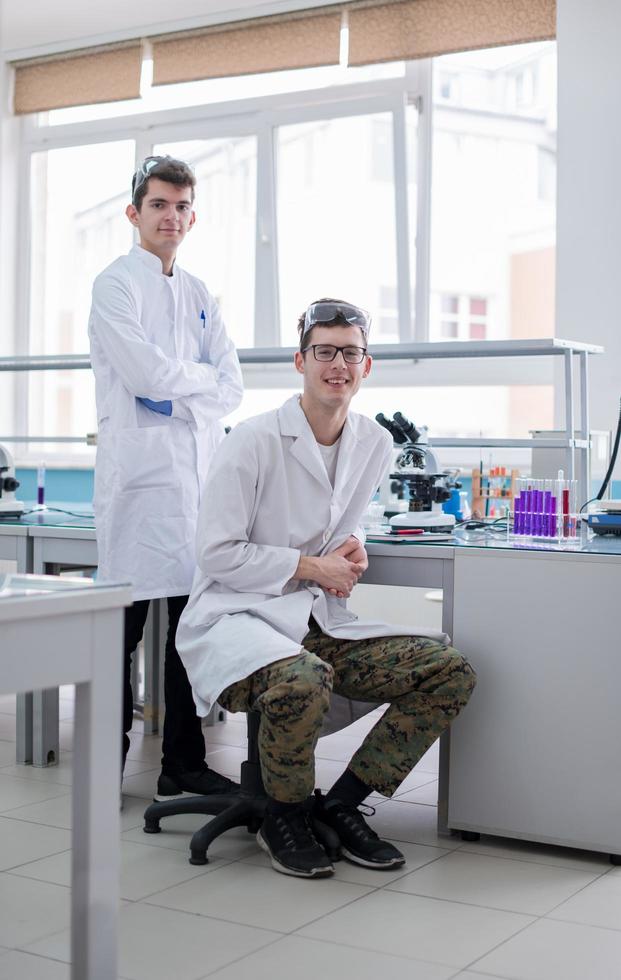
[375,413,408,444]
[393,412,421,443]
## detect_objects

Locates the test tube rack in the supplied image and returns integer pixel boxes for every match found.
[510,476,579,541]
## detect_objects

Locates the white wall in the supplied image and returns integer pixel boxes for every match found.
[1,0,337,56]
[555,0,621,478]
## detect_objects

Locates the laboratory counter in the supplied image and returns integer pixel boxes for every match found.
[2,506,620,860]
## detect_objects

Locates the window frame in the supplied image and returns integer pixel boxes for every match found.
[14,56,556,465]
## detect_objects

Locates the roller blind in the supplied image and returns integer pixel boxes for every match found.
[152,9,342,87]
[347,0,556,66]
[13,43,142,115]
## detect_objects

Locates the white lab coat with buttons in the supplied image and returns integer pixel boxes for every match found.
[89,244,243,601]
[177,395,448,718]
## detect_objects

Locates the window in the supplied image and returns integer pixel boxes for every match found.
[15,38,557,463]
[431,42,556,346]
[440,294,459,338]
[431,293,489,341]
[27,140,135,454]
[154,138,257,348]
[277,111,400,346]
[469,297,488,339]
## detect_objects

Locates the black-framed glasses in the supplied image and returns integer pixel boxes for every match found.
[302,344,368,363]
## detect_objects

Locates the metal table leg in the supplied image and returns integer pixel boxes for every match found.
[15,533,33,764]
[437,557,455,837]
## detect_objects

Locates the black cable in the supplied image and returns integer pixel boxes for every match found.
[580,395,621,512]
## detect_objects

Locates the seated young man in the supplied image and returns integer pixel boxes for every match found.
[177,299,477,878]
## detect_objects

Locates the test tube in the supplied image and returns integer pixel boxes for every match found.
[541,480,552,538]
[37,463,46,507]
[548,479,557,537]
[568,479,578,537]
[531,480,543,538]
[514,478,524,534]
[524,481,533,536]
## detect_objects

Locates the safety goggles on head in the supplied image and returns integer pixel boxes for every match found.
[132,155,169,204]
[302,302,371,340]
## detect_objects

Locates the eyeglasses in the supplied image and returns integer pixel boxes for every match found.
[302,302,371,338]
[302,344,368,364]
[132,155,169,203]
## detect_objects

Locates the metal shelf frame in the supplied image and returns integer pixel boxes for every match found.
[0,337,603,500]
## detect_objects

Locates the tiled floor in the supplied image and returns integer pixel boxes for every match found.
[0,692,619,980]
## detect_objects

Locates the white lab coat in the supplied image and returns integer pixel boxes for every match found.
[177,395,448,717]
[89,244,243,600]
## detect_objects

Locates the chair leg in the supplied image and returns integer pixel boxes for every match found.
[190,797,267,865]
[143,794,232,834]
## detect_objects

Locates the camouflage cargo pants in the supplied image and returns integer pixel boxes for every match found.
[218,619,476,802]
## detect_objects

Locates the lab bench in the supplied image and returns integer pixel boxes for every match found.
[0,573,131,980]
[365,533,621,861]
[0,506,163,766]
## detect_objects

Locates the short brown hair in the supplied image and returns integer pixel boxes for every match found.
[297,297,360,352]
[132,156,196,211]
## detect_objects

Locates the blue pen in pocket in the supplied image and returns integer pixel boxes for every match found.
[200,309,206,328]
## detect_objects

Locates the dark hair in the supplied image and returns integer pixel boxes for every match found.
[132,156,196,211]
[297,297,360,352]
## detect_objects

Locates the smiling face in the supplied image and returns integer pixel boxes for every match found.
[294,323,372,413]
[125,177,195,264]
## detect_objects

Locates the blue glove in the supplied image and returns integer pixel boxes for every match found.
[138,397,173,416]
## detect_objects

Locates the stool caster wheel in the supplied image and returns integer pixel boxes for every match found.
[189,850,208,866]
[460,831,480,842]
[610,854,621,866]
[143,820,161,834]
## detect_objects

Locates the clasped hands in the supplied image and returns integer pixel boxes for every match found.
[311,535,368,600]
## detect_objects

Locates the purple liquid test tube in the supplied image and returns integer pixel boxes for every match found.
[543,490,552,537]
[549,494,557,536]
[533,487,542,536]
[524,487,532,535]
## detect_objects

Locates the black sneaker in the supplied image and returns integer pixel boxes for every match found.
[154,767,240,801]
[314,792,405,869]
[257,807,335,878]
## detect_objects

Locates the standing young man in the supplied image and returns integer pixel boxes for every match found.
[177,299,476,877]
[89,155,243,798]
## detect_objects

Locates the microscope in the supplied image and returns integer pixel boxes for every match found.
[0,443,25,518]
[375,412,459,533]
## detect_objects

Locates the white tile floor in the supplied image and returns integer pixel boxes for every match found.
[0,692,619,980]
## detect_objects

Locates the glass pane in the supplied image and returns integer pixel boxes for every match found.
[442,294,459,314]
[430,41,557,344]
[470,297,487,316]
[28,140,135,454]
[429,40,556,443]
[277,112,398,346]
[154,138,257,348]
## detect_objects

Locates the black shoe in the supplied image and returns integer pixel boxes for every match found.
[154,766,240,801]
[257,807,335,878]
[314,791,405,869]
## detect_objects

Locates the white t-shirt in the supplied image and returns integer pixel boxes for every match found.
[317,435,341,488]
